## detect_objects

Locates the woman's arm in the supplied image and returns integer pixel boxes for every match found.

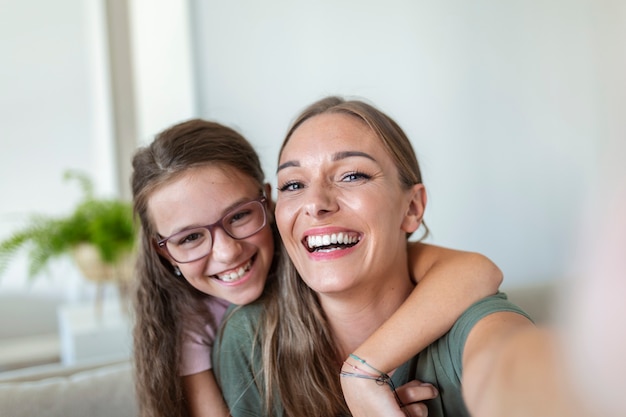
[341,243,503,416]
[182,370,230,417]
[462,313,588,417]
[459,313,574,417]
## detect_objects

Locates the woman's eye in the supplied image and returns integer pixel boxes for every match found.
[341,171,371,182]
[278,181,304,192]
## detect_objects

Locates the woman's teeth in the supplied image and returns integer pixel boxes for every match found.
[215,259,252,282]
[306,232,360,252]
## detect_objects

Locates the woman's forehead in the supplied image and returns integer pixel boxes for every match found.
[282,113,380,157]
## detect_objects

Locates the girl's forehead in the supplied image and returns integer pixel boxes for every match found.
[151,166,258,208]
[173,164,257,188]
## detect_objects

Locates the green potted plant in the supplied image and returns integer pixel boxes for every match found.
[0,171,136,296]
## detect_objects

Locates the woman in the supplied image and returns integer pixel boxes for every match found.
[131,119,503,417]
[214,97,533,416]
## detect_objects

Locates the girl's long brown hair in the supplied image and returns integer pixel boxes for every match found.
[131,119,267,417]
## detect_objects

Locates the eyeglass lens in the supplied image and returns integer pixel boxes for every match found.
[165,200,266,263]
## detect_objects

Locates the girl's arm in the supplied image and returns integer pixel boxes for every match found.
[354,243,502,372]
[341,243,503,416]
[183,370,230,417]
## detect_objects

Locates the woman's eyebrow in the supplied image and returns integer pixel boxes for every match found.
[332,151,376,162]
[277,160,299,173]
[277,151,376,173]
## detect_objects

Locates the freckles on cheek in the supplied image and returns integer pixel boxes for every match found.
[275,210,289,234]
[275,205,296,238]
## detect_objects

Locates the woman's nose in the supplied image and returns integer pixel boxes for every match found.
[209,227,243,263]
[304,182,339,218]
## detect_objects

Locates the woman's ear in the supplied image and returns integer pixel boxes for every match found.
[401,184,427,234]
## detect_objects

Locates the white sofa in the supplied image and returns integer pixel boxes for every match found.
[0,292,136,417]
[0,283,555,417]
[0,357,135,417]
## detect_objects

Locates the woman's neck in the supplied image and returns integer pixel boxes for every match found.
[320,274,415,360]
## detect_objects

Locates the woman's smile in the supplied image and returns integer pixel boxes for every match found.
[276,112,415,295]
[304,231,361,252]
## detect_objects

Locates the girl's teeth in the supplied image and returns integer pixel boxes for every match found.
[217,260,251,282]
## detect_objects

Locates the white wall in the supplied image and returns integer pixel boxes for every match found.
[0,0,115,221]
[189,0,621,288]
[129,0,197,145]
[1,0,622,292]
[0,0,114,294]
[0,0,195,293]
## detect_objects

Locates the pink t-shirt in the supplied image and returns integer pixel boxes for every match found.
[179,297,230,376]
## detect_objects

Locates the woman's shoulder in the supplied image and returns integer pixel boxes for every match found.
[450,292,531,338]
[437,293,532,375]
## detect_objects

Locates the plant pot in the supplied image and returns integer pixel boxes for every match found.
[71,243,136,316]
[71,243,134,284]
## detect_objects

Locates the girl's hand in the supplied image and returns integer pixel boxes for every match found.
[396,380,439,417]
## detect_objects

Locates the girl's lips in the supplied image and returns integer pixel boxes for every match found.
[211,255,255,283]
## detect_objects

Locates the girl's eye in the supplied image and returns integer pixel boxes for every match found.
[175,231,204,246]
[341,171,371,182]
[228,208,252,224]
[278,181,304,192]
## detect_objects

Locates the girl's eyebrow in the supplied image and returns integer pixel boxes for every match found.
[277,151,376,173]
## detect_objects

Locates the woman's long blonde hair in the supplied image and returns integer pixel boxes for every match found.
[259,96,427,416]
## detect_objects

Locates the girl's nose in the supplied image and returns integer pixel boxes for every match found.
[209,227,243,263]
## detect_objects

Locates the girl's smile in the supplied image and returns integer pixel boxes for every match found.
[148,165,274,305]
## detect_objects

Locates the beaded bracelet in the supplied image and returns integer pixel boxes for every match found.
[340,354,409,416]
[348,353,385,375]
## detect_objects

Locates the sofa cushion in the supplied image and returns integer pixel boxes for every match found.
[0,361,136,417]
